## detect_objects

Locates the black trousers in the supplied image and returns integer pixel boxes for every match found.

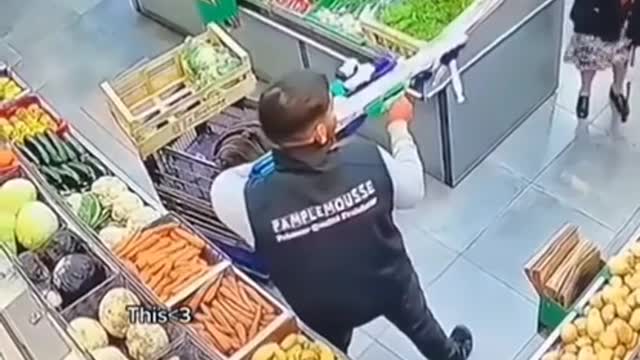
[306,273,460,360]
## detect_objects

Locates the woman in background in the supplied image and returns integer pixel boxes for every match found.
[565,0,639,122]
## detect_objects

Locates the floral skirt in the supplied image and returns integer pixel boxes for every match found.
[564,22,633,71]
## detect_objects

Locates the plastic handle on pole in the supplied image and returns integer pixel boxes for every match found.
[449,59,465,103]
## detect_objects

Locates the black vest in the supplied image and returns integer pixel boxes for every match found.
[244,139,414,327]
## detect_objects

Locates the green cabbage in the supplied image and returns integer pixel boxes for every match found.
[16,201,59,250]
[0,178,37,215]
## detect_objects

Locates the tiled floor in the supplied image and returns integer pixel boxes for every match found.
[2,0,640,359]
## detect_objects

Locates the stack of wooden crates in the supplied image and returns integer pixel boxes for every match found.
[100,24,256,158]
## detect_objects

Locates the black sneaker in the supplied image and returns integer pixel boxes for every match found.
[609,88,630,122]
[576,95,590,119]
[450,325,473,360]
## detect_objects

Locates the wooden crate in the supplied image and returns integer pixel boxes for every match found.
[100,24,256,158]
[360,0,504,57]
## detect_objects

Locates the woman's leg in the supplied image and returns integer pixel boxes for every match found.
[576,70,596,119]
[610,60,630,120]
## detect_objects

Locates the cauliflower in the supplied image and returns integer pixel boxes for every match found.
[111,191,143,224]
[98,226,129,249]
[91,176,128,208]
[126,207,161,233]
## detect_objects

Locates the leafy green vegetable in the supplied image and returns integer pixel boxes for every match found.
[380,0,473,41]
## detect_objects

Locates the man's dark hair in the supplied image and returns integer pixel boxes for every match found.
[258,71,330,144]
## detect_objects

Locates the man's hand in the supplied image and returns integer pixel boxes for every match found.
[388,96,414,124]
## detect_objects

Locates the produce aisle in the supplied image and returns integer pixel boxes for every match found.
[2,0,640,360]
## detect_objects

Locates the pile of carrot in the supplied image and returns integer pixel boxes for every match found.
[187,271,279,356]
[0,149,18,172]
[114,222,214,302]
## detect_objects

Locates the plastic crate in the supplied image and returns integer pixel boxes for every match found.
[360,0,504,57]
[100,24,256,158]
[0,63,30,108]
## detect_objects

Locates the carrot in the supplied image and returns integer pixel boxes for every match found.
[195,313,210,323]
[171,248,201,264]
[142,223,179,237]
[147,271,165,290]
[221,295,254,320]
[237,285,255,311]
[248,305,262,338]
[219,287,253,313]
[213,321,236,337]
[203,321,233,352]
[208,303,233,330]
[234,323,247,344]
[187,288,208,312]
[191,323,205,332]
[198,329,222,350]
[212,300,237,326]
[125,233,164,260]
[219,299,253,327]
[172,227,206,248]
[204,278,223,303]
[142,259,166,276]
[116,231,142,257]
[240,283,274,312]
[170,268,208,295]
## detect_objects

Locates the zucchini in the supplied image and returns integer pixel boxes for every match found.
[54,164,83,190]
[24,137,51,165]
[93,206,111,229]
[40,166,67,191]
[45,131,68,163]
[63,135,87,157]
[15,144,40,165]
[66,162,95,183]
[82,156,109,177]
[59,138,79,161]
[35,134,62,164]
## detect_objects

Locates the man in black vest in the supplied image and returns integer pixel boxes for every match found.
[211,70,473,359]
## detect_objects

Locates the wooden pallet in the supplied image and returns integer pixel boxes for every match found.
[100,24,256,158]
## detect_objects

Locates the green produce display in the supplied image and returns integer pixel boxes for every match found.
[315,0,378,16]
[380,0,474,41]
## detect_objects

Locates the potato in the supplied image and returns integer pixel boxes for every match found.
[542,351,561,360]
[596,348,614,360]
[629,332,638,349]
[576,336,593,348]
[594,342,604,353]
[625,273,640,290]
[563,323,580,344]
[635,262,640,272]
[613,345,626,357]
[578,347,596,360]
[566,344,579,354]
[611,319,633,346]
[615,301,632,320]
[611,277,624,288]
[603,287,625,304]
[602,305,616,324]
[609,255,631,276]
[591,292,605,309]
[620,286,631,297]
[561,354,578,360]
[588,311,606,340]
[576,317,588,335]
[629,309,640,331]
[600,328,618,349]
[625,294,636,308]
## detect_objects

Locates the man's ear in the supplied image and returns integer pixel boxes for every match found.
[313,123,329,145]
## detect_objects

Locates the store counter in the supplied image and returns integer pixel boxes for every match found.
[133,0,564,186]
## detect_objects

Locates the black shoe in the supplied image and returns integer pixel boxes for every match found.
[610,88,630,122]
[450,325,473,360]
[576,95,590,119]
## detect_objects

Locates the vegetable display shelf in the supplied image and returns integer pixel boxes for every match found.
[359,0,505,58]
[0,63,30,108]
[0,95,69,143]
[531,229,640,360]
[0,162,119,315]
[100,23,256,159]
